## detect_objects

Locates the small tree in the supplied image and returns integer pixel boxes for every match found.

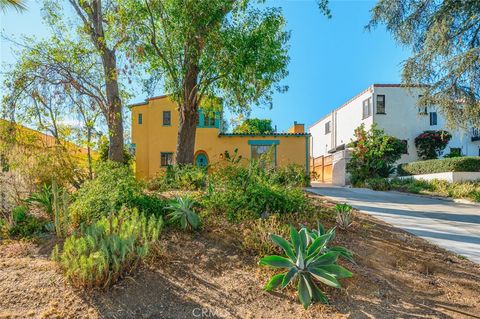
[414,130,452,160]
[347,124,405,185]
[233,118,273,134]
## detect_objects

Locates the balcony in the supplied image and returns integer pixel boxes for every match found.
[472,128,480,142]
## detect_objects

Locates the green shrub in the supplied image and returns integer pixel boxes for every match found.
[56,207,163,288]
[364,178,391,191]
[7,205,46,238]
[27,183,54,218]
[388,178,480,202]
[389,178,433,193]
[204,162,308,221]
[259,223,353,309]
[241,215,289,256]
[269,164,310,187]
[398,157,480,175]
[414,130,452,160]
[166,196,201,230]
[347,124,405,185]
[70,162,166,226]
[147,164,208,191]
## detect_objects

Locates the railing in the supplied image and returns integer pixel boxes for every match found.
[472,128,480,142]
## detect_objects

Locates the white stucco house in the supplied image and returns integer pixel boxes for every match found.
[309,84,480,184]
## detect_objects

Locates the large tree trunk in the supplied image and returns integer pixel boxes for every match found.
[102,49,124,163]
[175,63,199,165]
[175,106,198,164]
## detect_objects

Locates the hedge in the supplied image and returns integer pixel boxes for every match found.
[398,157,480,176]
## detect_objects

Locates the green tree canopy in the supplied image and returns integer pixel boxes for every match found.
[233,118,273,134]
[117,0,290,164]
[368,0,480,128]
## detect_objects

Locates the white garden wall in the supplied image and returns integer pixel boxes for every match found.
[398,172,480,183]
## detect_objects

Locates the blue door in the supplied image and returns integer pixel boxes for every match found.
[195,153,208,167]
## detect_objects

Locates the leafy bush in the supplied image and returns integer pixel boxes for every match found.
[5,205,46,238]
[98,136,133,165]
[388,178,433,193]
[204,162,308,221]
[70,162,166,227]
[335,203,353,230]
[389,178,480,202]
[347,124,405,185]
[259,223,353,308]
[414,130,452,160]
[55,207,163,288]
[166,196,201,230]
[242,215,288,256]
[27,183,54,218]
[147,165,208,191]
[269,164,310,187]
[398,157,480,175]
[364,178,391,191]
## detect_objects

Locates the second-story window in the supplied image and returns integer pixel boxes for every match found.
[376,95,385,114]
[138,113,143,125]
[325,121,331,134]
[362,98,371,119]
[163,111,171,126]
[429,111,437,126]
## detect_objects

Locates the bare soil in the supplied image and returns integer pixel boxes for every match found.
[1,194,480,319]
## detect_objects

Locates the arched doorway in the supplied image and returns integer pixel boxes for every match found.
[195,151,209,167]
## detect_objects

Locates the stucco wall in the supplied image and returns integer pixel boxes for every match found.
[131,96,309,180]
[309,87,373,158]
[373,86,480,163]
[397,172,480,183]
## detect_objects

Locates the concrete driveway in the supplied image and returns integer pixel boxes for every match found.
[307,184,480,264]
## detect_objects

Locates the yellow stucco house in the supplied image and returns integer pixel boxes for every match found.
[130,95,310,180]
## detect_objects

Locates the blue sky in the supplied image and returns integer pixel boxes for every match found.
[0,0,410,132]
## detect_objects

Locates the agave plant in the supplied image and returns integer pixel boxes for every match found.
[335,203,352,230]
[335,203,353,230]
[259,223,353,309]
[166,196,201,230]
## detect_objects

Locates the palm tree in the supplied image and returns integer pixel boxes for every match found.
[0,0,27,12]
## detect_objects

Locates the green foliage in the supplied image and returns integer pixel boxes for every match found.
[51,180,70,237]
[70,161,166,227]
[147,165,208,192]
[347,124,405,185]
[5,205,46,238]
[364,178,391,191]
[56,207,163,288]
[204,162,308,222]
[259,223,353,309]
[98,136,133,165]
[119,0,290,114]
[398,157,480,176]
[166,197,201,230]
[414,131,452,160]
[388,178,480,203]
[269,164,310,187]
[233,118,273,134]
[222,149,243,164]
[27,183,54,218]
[335,203,353,230]
[444,149,463,158]
[368,0,480,128]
